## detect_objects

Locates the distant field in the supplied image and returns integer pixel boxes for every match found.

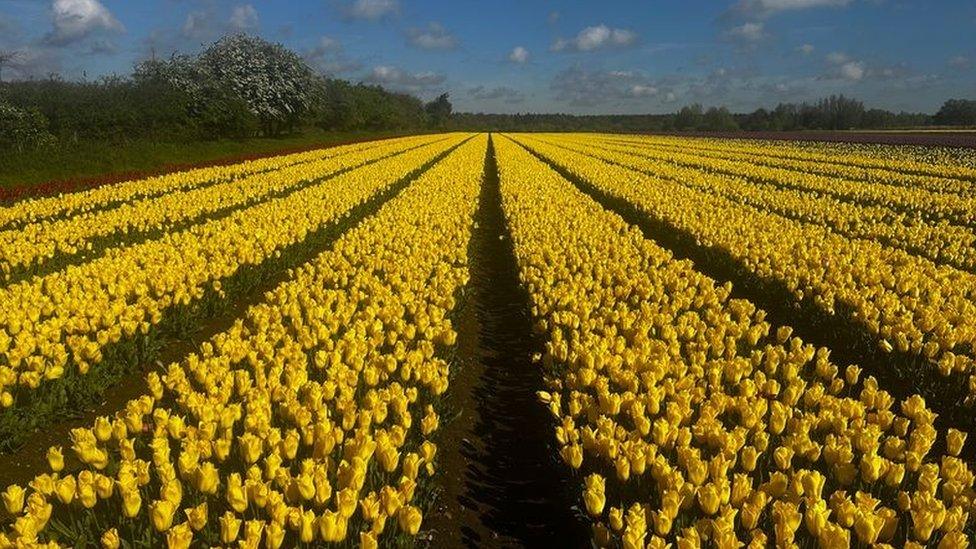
[655,129,976,148]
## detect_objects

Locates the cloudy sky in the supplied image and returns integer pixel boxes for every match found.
[0,0,973,114]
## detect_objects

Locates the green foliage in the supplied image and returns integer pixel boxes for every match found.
[935,99,976,126]
[309,79,428,132]
[673,103,704,130]
[425,92,452,128]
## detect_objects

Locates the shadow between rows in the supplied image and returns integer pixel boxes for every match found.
[425,135,588,548]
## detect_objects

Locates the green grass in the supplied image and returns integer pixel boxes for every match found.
[0,129,414,189]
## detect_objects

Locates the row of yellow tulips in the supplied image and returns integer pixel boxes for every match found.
[569,135,976,226]
[0,139,385,230]
[0,135,470,405]
[494,133,974,547]
[537,134,976,273]
[1,134,488,547]
[514,134,976,401]
[610,134,976,190]
[0,135,445,279]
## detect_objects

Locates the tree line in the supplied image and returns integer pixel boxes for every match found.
[0,34,453,152]
[453,96,976,133]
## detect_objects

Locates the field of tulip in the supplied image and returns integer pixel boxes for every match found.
[3,131,976,547]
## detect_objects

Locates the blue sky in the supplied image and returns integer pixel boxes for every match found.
[0,0,973,114]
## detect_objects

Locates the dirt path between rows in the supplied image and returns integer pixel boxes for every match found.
[425,136,587,547]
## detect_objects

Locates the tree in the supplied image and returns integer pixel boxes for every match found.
[816,94,864,129]
[424,93,451,128]
[934,99,976,126]
[198,34,314,136]
[702,106,739,131]
[673,103,704,130]
[0,98,54,152]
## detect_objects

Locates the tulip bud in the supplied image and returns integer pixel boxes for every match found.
[185,502,208,531]
[46,447,64,473]
[55,476,76,505]
[265,520,285,549]
[121,487,142,518]
[397,505,423,535]
[947,429,967,457]
[583,474,606,517]
[100,528,120,549]
[166,522,193,549]
[219,511,241,544]
[150,499,176,532]
[226,473,247,513]
[2,485,25,515]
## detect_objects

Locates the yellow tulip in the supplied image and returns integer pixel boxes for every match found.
[397,505,423,535]
[54,476,76,505]
[854,511,885,544]
[100,528,120,549]
[185,501,208,531]
[244,519,265,547]
[77,472,98,509]
[947,428,967,457]
[298,508,316,543]
[120,487,141,518]
[150,499,177,532]
[2,484,25,515]
[94,417,113,443]
[318,511,346,542]
[219,511,241,544]
[265,520,285,549]
[940,531,969,549]
[46,447,64,473]
[583,474,606,517]
[226,473,248,513]
[196,461,219,494]
[165,521,193,549]
[772,501,801,545]
[361,531,379,549]
[696,484,720,515]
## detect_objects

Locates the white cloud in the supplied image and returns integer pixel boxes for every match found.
[550,66,661,106]
[305,36,360,75]
[468,85,524,103]
[726,21,766,42]
[365,65,446,94]
[181,11,213,39]
[311,36,341,55]
[826,51,850,64]
[798,43,815,55]
[508,46,529,64]
[406,22,457,50]
[629,84,659,97]
[839,60,865,80]
[732,0,851,18]
[552,24,638,52]
[344,0,398,20]
[229,4,258,32]
[46,0,124,46]
[949,55,970,70]
[822,51,865,80]
[2,45,62,79]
